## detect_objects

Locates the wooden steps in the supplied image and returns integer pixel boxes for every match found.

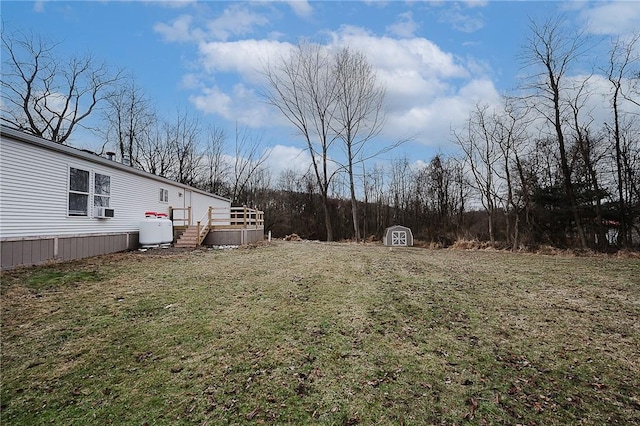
[174,226,201,248]
[174,224,209,248]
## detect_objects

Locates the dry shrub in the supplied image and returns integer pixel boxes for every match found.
[284,233,302,241]
[615,249,640,259]
[451,239,482,250]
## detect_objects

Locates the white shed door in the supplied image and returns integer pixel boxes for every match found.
[391,230,407,246]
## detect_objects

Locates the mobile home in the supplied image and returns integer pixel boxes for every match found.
[0,126,263,269]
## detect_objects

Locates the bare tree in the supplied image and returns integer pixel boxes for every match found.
[137,122,175,178]
[166,111,202,186]
[454,103,503,245]
[200,125,229,195]
[521,16,591,248]
[1,29,123,144]
[604,33,640,247]
[332,47,386,241]
[229,124,270,204]
[101,79,156,166]
[262,42,341,240]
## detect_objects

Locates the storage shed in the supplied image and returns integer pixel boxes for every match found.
[383,225,414,247]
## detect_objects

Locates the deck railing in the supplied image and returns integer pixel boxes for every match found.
[169,205,264,230]
[209,206,264,229]
[169,206,191,227]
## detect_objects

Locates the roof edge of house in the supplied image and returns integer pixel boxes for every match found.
[0,125,230,203]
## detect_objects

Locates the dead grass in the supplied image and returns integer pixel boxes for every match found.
[1,241,639,425]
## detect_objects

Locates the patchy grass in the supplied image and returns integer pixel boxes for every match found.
[1,242,639,425]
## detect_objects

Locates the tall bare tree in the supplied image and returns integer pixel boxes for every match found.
[604,33,640,247]
[136,122,175,178]
[101,79,156,166]
[521,16,590,248]
[166,111,202,186]
[229,124,270,204]
[263,42,341,240]
[1,29,122,144]
[200,125,229,195]
[332,47,386,241]
[454,103,503,245]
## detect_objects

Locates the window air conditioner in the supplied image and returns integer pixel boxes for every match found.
[96,207,115,218]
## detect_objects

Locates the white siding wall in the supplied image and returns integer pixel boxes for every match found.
[0,134,230,239]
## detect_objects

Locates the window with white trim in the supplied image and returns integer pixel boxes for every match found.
[94,173,111,208]
[68,167,90,216]
[160,188,169,203]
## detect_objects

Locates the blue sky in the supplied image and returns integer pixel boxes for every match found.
[2,0,640,177]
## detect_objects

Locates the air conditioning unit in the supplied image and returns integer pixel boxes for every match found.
[95,207,115,218]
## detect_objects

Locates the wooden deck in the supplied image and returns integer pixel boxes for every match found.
[170,206,264,247]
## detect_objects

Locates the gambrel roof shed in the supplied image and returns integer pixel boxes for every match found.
[383,225,414,247]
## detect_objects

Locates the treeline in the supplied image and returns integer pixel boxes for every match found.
[2,18,639,251]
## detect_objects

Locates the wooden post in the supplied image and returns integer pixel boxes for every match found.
[188,206,192,226]
[208,206,212,228]
[244,205,247,228]
[197,220,201,245]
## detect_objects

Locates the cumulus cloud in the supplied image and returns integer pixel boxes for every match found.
[439,9,485,33]
[179,20,499,151]
[154,14,195,42]
[204,4,269,41]
[383,78,501,149]
[154,4,271,43]
[190,83,276,128]
[386,11,419,38]
[197,38,292,80]
[263,144,313,176]
[287,0,313,18]
[579,1,640,36]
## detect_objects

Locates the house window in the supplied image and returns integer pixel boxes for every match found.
[94,173,111,209]
[160,188,169,203]
[69,167,90,216]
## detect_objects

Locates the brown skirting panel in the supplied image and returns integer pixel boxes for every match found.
[0,232,139,270]
[203,228,264,246]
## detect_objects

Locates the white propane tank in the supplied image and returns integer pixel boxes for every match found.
[139,211,162,247]
[156,213,173,245]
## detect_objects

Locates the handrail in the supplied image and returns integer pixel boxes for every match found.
[196,208,211,245]
[169,206,192,226]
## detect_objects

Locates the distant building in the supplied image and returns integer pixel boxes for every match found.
[383,225,414,247]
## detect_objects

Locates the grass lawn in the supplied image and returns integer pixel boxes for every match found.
[1,241,639,425]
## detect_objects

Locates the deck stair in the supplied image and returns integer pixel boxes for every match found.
[174,224,208,248]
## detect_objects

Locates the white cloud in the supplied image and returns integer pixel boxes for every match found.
[154,4,271,43]
[204,4,269,41]
[286,0,313,18]
[190,85,232,116]
[184,23,499,152]
[383,78,501,150]
[152,0,197,9]
[386,11,419,38]
[197,38,292,81]
[439,9,485,33]
[263,144,313,176]
[579,1,640,36]
[154,14,195,42]
[462,0,488,9]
